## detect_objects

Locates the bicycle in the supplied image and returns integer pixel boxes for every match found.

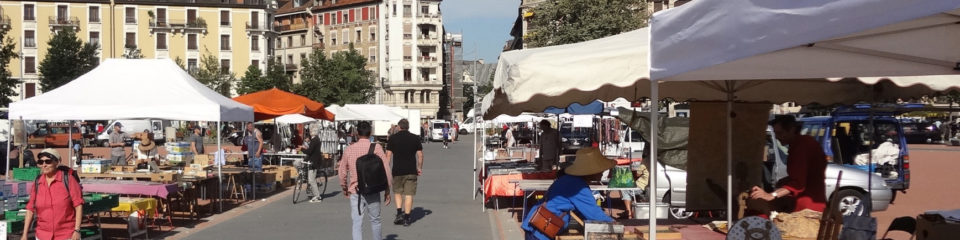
[292,161,329,204]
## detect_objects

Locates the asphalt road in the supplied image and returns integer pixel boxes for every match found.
[182,138,495,240]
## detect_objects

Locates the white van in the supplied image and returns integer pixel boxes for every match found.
[96,120,167,147]
[429,120,452,141]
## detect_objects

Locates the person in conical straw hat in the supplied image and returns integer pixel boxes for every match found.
[521,147,616,239]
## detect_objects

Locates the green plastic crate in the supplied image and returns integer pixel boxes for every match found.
[4,210,24,221]
[12,168,41,182]
[6,219,23,233]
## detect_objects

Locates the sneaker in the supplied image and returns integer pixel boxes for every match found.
[308,197,323,203]
[403,214,412,227]
[393,212,404,225]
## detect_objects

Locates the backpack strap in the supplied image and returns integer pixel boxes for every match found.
[367,143,376,155]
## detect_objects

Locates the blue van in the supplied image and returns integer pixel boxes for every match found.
[798,105,912,193]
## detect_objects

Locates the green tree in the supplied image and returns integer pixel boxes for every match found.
[296,46,374,105]
[38,29,99,91]
[525,0,648,48]
[191,52,234,96]
[0,26,20,106]
[264,59,292,91]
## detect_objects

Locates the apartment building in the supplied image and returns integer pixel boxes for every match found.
[0,0,273,100]
[379,0,443,120]
[309,0,380,86]
[273,0,315,84]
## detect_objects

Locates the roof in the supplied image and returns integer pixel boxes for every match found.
[311,0,379,11]
[276,0,315,15]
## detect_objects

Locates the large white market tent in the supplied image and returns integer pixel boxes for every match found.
[332,104,405,121]
[9,59,253,121]
[275,114,317,124]
[8,59,254,213]
[480,0,960,236]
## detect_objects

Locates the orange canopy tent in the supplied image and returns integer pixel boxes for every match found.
[232,88,335,121]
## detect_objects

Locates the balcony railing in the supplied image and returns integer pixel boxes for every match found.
[403,56,412,61]
[418,56,437,62]
[125,17,136,24]
[403,34,412,39]
[114,0,268,7]
[274,22,307,32]
[246,21,270,31]
[49,16,80,28]
[24,38,37,48]
[149,19,172,29]
[0,16,10,29]
[89,16,101,23]
[284,64,298,71]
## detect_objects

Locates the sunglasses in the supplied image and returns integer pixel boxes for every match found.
[38,159,57,165]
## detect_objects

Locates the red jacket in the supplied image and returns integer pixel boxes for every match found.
[781,135,827,212]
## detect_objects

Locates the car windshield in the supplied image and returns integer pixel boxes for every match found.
[433,123,449,129]
[560,123,590,137]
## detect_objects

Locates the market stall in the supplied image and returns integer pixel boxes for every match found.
[480,0,960,237]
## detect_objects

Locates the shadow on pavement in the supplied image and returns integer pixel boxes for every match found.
[411,207,433,223]
[385,234,400,240]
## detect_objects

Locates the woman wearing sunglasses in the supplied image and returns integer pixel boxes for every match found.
[22,149,84,240]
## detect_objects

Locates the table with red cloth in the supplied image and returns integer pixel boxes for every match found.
[483,171,556,202]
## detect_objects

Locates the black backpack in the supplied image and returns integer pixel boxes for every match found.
[355,143,388,214]
[33,166,83,212]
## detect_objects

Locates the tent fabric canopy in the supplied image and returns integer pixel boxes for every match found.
[9,59,253,122]
[275,114,317,124]
[544,100,604,115]
[232,88,334,122]
[332,104,405,121]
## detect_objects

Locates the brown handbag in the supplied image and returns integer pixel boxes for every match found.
[529,203,568,238]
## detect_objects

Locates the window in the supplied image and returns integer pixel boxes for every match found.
[187,59,198,72]
[300,53,306,63]
[187,34,198,50]
[24,57,36,74]
[24,30,36,48]
[392,4,396,16]
[125,7,136,24]
[125,32,136,48]
[404,90,415,103]
[420,90,426,103]
[251,36,260,51]
[344,12,349,23]
[220,35,231,50]
[251,60,260,70]
[342,29,349,44]
[300,35,306,46]
[57,5,68,21]
[24,4,35,21]
[421,6,428,15]
[156,33,167,50]
[156,8,167,25]
[220,59,230,74]
[287,55,293,64]
[220,10,230,26]
[89,6,100,23]
[403,5,411,17]
[250,12,259,29]
[331,32,337,46]
[24,83,36,98]
[276,38,282,48]
[187,9,197,25]
[421,69,429,81]
[404,69,411,81]
[356,29,362,43]
[369,47,376,62]
[370,27,376,41]
[89,32,100,45]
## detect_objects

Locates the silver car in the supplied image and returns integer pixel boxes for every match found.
[652,128,891,219]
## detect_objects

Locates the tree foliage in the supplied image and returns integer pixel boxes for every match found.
[237,59,293,95]
[295,46,374,105]
[38,29,99,91]
[191,52,235,96]
[525,0,648,48]
[0,26,20,106]
[264,59,292,91]
[237,65,266,95]
[122,46,144,59]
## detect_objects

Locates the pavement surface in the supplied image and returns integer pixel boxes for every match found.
[181,139,497,240]
[872,144,960,240]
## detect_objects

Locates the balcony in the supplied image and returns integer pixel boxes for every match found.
[417,56,438,62]
[49,16,80,31]
[275,22,307,33]
[284,64,299,72]
[418,34,440,46]
[246,21,272,35]
[312,42,324,49]
[24,38,37,48]
[149,19,173,31]
[166,18,207,34]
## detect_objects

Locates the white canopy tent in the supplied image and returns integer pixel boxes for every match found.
[332,104,405,122]
[8,59,254,213]
[275,114,317,124]
[480,0,960,236]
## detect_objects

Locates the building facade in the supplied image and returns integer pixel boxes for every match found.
[0,0,273,101]
[378,0,443,119]
[309,0,380,85]
[273,0,315,84]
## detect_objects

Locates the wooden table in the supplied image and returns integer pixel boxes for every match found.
[80,171,181,183]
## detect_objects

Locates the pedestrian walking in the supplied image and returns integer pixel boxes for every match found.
[303,127,325,203]
[386,119,423,226]
[442,125,450,149]
[537,120,561,171]
[108,123,126,165]
[338,121,392,240]
[23,149,84,240]
[244,123,264,172]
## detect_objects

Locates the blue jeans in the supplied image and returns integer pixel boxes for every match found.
[249,156,262,172]
[350,192,382,240]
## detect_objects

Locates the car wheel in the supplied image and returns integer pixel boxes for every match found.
[100,140,109,147]
[459,129,469,135]
[669,207,694,219]
[835,189,867,217]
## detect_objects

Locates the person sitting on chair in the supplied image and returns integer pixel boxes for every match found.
[136,130,159,171]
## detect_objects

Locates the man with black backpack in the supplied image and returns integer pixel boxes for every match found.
[338,121,392,240]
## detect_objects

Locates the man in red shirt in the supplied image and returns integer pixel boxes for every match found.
[24,149,84,240]
[751,115,827,213]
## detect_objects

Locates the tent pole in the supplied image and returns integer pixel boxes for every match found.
[726,89,734,226]
[217,121,223,213]
[472,115,477,199]
[5,118,11,179]
[69,120,73,168]
[648,80,659,240]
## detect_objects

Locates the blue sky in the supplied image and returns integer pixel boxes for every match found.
[441,0,519,62]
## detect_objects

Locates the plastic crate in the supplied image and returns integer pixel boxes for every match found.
[6,219,23,233]
[3,210,24,222]
[12,168,41,182]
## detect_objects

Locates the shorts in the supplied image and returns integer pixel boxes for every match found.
[392,174,418,195]
[621,190,640,201]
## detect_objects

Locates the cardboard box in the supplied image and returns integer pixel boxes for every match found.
[166,153,194,164]
[81,160,112,174]
[916,214,960,240]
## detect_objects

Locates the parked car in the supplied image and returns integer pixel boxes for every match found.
[96,120,168,147]
[653,128,891,219]
[459,118,476,135]
[429,120,452,141]
[901,120,942,144]
[560,122,594,154]
[30,124,83,148]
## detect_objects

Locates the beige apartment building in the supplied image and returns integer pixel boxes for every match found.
[273,0,315,84]
[0,0,273,100]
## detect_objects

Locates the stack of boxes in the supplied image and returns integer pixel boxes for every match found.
[81,159,112,174]
[1,180,30,235]
[165,142,194,165]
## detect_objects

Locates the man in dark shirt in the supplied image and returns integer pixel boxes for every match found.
[302,127,325,203]
[386,119,424,226]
